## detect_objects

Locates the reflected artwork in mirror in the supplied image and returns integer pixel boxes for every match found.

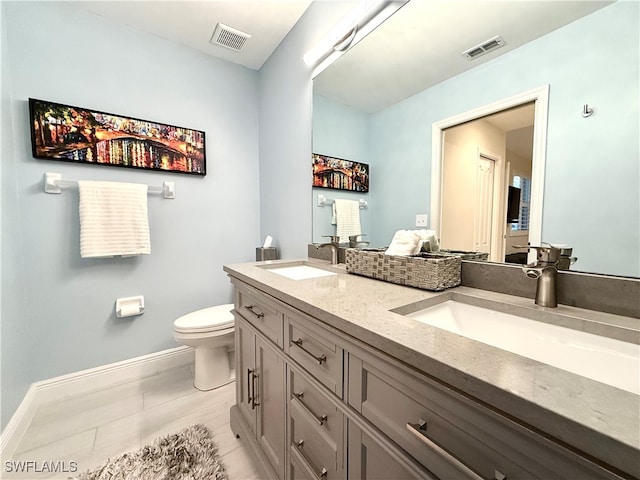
[311,0,638,278]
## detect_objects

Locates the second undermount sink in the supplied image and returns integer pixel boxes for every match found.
[401,298,640,395]
[266,264,338,280]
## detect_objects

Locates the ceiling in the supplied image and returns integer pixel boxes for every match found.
[314,0,613,113]
[70,0,613,110]
[71,0,313,70]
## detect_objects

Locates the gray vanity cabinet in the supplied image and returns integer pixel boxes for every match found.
[229,276,624,480]
[347,348,623,480]
[347,421,436,480]
[233,285,286,480]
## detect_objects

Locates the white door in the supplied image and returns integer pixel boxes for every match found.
[473,155,495,254]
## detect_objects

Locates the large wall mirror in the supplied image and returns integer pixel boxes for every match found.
[312,0,638,278]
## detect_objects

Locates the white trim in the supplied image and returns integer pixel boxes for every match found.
[0,385,37,462]
[0,345,194,460]
[431,85,549,261]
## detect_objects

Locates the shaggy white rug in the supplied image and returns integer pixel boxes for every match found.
[73,424,228,480]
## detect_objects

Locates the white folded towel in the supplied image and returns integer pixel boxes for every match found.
[385,230,422,256]
[334,199,361,243]
[415,229,440,252]
[78,180,151,258]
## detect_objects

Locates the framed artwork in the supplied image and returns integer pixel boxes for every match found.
[312,153,369,192]
[29,98,206,176]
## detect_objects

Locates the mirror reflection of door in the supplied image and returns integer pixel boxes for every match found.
[440,103,534,263]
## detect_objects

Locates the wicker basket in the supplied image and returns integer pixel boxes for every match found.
[345,249,461,291]
[416,250,489,261]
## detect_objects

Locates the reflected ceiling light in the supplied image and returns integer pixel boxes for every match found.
[304,0,408,77]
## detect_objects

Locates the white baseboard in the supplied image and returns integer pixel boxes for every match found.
[1,345,194,460]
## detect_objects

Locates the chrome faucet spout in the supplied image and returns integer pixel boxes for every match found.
[534,265,558,307]
[521,246,560,308]
[317,243,339,265]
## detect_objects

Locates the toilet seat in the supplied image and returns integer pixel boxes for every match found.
[174,304,234,334]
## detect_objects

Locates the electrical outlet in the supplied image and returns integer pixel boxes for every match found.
[415,214,428,227]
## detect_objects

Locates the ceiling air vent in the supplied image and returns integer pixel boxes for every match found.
[210,23,251,52]
[462,35,506,60]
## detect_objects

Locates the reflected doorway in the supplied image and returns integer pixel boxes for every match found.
[440,104,535,262]
[430,85,549,265]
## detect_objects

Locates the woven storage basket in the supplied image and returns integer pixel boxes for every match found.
[416,250,489,261]
[345,249,461,291]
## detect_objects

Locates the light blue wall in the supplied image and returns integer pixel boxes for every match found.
[258,1,354,258]
[366,1,638,276]
[311,94,371,244]
[1,2,261,427]
[1,2,32,431]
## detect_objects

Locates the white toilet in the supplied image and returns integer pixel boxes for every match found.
[173,304,235,391]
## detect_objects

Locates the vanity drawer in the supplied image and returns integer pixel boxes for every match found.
[285,314,343,396]
[290,395,342,480]
[290,367,343,448]
[236,285,283,348]
[348,353,621,480]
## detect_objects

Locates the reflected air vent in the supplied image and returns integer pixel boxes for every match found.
[210,23,251,52]
[462,35,506,60]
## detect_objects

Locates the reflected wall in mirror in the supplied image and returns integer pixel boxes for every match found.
[312,0,639,277]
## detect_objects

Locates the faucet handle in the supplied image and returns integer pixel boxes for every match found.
[322,235,340,243]
[514,244,561,264]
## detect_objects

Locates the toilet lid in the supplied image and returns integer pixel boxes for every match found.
[174,304,234,333]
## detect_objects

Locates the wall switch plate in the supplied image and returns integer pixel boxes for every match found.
[415,214,428,227]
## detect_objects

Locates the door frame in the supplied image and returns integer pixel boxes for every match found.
[430,85,549,256]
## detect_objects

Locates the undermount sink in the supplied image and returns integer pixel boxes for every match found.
[266,264,338,280]
[403,299,640,395]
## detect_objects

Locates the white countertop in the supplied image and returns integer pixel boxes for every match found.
[224,258,640,477]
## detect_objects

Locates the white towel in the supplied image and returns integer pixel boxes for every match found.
[385,230,422,256]
[78,180,150,258]
[415,229,440,252]
[334,199,361,244]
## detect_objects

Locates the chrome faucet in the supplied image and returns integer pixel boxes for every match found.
[521,245,561,307]
[317,235,340,265]
[348,234,370,249]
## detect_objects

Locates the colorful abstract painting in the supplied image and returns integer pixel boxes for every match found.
[312,153,369,192]
[29,98,206,175]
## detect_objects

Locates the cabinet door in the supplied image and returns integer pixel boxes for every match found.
[256,335,286,480]
[236,316,256,433]
[347,421,435,480]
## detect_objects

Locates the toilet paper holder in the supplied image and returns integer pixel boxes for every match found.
[116,295,145,318]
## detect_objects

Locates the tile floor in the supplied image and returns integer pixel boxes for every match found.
[2,365,260,479]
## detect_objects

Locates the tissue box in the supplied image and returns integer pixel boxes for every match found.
[256,247,278,261]
[345,249,461,291]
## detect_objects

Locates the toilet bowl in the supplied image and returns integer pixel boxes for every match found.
[173,304,235,391]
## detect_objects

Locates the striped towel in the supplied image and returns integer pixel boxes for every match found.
[334,199,361,244]
[78,181,150,258]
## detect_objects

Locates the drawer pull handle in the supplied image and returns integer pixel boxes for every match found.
[292,339,327,365]
[245,304,264,319]
[293,392,328,426]
[295,438,328,479]
[407,421,484,480]
[247,369,260,409]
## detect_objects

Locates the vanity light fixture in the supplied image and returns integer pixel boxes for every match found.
[304,0,408,77]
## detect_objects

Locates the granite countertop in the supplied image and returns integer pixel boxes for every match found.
[223,258,640,477]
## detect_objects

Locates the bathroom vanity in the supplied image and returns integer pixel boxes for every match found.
[224,259,640,480]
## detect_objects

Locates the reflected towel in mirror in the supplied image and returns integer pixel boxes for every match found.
[334,199,361,243]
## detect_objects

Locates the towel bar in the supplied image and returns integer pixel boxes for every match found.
[317,194,367,209]
[43,172,175,199]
